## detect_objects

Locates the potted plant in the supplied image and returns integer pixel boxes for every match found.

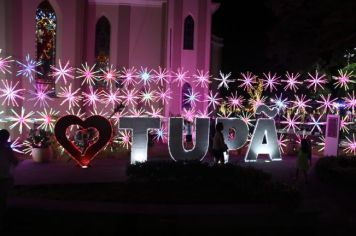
[27,128,53,163]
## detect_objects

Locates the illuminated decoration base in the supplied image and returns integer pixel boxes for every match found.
[120,117,160,164]
[216,118,248,150]
[54,115,112,168]
[245,105,281,162]
[168,118,210,161]
[324,114,340,156]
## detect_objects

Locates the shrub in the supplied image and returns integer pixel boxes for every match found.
[126,161,300,206]
[315,156,356,187]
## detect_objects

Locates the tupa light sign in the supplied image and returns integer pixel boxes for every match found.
[54,105,281,168]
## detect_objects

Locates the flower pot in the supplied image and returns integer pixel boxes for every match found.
[32,147,52,163]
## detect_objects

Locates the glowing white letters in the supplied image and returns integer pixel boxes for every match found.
[245,105,281,162]
[120,117,160,163]
[168,117,210,161]
[108,105,282,164]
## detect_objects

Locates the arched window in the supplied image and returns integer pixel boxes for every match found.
[36,0,56,95]
[95,16,111,88]
[182,82,192,110]
[183,15,194,50]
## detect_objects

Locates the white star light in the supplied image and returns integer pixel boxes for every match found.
[102,88,121,108]
[77,63,99,86]
[278,134,288,154]
[184,89,200,107]
[58,84,82,110]
[82,86,101,109]
[172,68,189,86]
[153,125,168,143]
[292,94,312,113]
[237,111,255,128]
[156,86,172,104]
[344,91,356,110]
[238,72,256,91]
[281,114,300,133]
[215,71,233,89]
[16,54,42,82]
[306,70,327,92]
[332,70,354,90]
[8,107,34,134]
[28,84,53,108]
[120,88,138,106]
[153,67,170,86]
[228,91,244,110]
[0,80,25,107]
[343,134,356,155]
[120,67,137,87]
[282,72,302,92]
[340,116,353,134]
[193,70,211,88]
[316,94,337,114]
[308,115,325,133]
[272,93,289,112]
[140,88,156,106]
[205,91,221,110]
[138,67,153,87]
[146,106,163,118]
[50,59,75,84]
[37,108,60,132]
[10,137,23,154]
[0,52,14,74]
[262,72,280,92]
[101,65,119,87]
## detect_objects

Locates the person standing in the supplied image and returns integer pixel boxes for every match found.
[0,129,19,230]
[212,122,228,164]
[295,138,312,183]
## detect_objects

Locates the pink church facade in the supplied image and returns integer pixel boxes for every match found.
[0,0,219,137]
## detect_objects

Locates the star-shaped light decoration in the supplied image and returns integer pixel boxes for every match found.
[197,108,212,118]
[120,88,139,107]
[340,116,353,134]
[117,130,132,149]
[237,111,255,128]
[140,88,156,106]
[76,62,99,86]
[343,134,356,155]
[138,67,153,87]
[82,86,101,109]
[58,84,82,110]
[281,114,300,133]
[238,71,257,91]
[152,125,168,143]
[182,108,196,122]
[262,72,280,92]
[205,91,221,110]
[28,84,53,108]
[292,94,312,113]
[16,54,42,82]
[8,107,34,134]
[306,70,327,92]
[153,66,170,86]
[183,89,200,107]
[37,108,60,132]
[332,70,354,91]
[101,65,119,88]
[50,59,75,84]
[228,91,244,110]
[316,94,337,114]
[101,88,121,108]
[278,134,288,154]
[215,71,233,89]
[120,67,137,87]
[0,50,14,74]
[172,68,189,87]
[0,80,25,107]
[10,137,23,154]
[193,70,211,88]
[272,93,289,112]
[344,91,356,110]
[316,136,325,152]
[308,115,325,133]
[146,106,163,118]
[156,86,172,105]
[282,72,302,92]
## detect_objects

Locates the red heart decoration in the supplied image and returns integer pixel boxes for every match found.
[54,115,112,168]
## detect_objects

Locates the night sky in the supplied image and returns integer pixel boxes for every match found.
[212,0,356,75]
